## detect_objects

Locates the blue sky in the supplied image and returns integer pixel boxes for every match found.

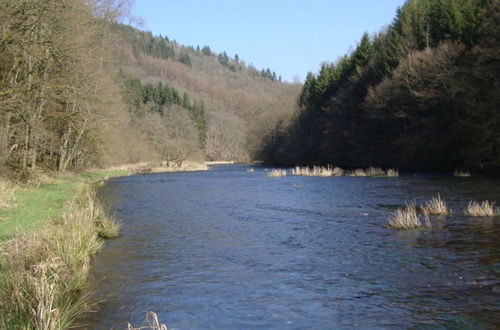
[131,0,406,82]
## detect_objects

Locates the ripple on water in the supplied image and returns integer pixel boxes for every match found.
[83,165,500,329]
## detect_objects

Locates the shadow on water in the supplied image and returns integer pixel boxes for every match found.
[80,165,500,329]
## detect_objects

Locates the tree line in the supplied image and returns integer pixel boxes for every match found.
[258,0,499,170]
[0,0,139,176]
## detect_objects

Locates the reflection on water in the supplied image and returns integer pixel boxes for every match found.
[81,165,500,329]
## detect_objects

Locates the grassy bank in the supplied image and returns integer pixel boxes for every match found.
[0,170,126,242]
[0,170,126,329]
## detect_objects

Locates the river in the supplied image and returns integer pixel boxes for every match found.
[82,165,499,329]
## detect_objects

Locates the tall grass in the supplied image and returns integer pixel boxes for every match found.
[0,185,119,329]
[267,169,287,178]
[464,200,498,217]
[0,178,16,210]
[365,167,386,176]
[292,165,343,177]
[290,165,398,178]
[347,167,397,177]
[421,194,449,215]
[454,170,471,177]
[387,204,425,229]
[386,169,399,177]
[348,168,368,177]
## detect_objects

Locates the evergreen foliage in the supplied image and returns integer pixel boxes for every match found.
[123,77,207,149]
[258,0,499,170]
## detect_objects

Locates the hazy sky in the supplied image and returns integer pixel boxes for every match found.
[131,0,406,82]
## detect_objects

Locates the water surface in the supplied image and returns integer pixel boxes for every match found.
[83,165,500,329]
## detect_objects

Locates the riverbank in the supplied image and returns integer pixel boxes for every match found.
[107,161,210,175]
[0,169,126,328]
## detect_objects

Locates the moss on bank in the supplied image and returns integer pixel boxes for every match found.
[0,170,126,329]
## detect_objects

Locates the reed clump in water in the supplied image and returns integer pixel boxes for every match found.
[0,186,119,329]
[292,165,343,177]
[347,168,368,177]
[128,311,168,330]
[421,194,450,216]
[454,170,471,177]
[387,204,426,229]
[348,167,397,177]
[386,168,399,177]
[267,169,287,178]
[464,200,498,217]
[365,167,386,176]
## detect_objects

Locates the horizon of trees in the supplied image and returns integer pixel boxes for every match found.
[258,0,500,171]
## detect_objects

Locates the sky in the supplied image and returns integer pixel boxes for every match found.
[131,0,406,82]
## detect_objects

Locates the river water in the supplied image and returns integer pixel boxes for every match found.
[82,165,499,329]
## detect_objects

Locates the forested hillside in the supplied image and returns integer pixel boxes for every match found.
[258,0,500,170]
[111,24,300,162]
[0,0,300,177]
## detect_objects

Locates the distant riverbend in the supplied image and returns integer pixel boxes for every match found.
[84,165,500,329]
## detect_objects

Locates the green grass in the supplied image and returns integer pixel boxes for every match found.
[0,169,127,242]
[0,170,125,329]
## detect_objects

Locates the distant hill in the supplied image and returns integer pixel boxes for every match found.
[111,24,301,162]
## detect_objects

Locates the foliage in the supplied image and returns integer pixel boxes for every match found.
[113,24,300,162]
[0,184,119,329]
[123,77,207,149]
[258,0,499,171]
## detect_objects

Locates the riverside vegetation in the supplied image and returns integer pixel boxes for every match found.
[0,171,124,329]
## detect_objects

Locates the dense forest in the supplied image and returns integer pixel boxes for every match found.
[0,0,300,177]
[258,0,500,170]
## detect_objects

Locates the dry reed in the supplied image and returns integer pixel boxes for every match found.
[421,194,449,215]
[292,165,343,177]
[464,200,497,217]
[348,169,368,177]
[387,204,423,229]
[365,167,386,176]
[267,169,287,178]
[128,311,168,330]
[454,170,471,177]
[386,169,399,177]
[347,167,385,177]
